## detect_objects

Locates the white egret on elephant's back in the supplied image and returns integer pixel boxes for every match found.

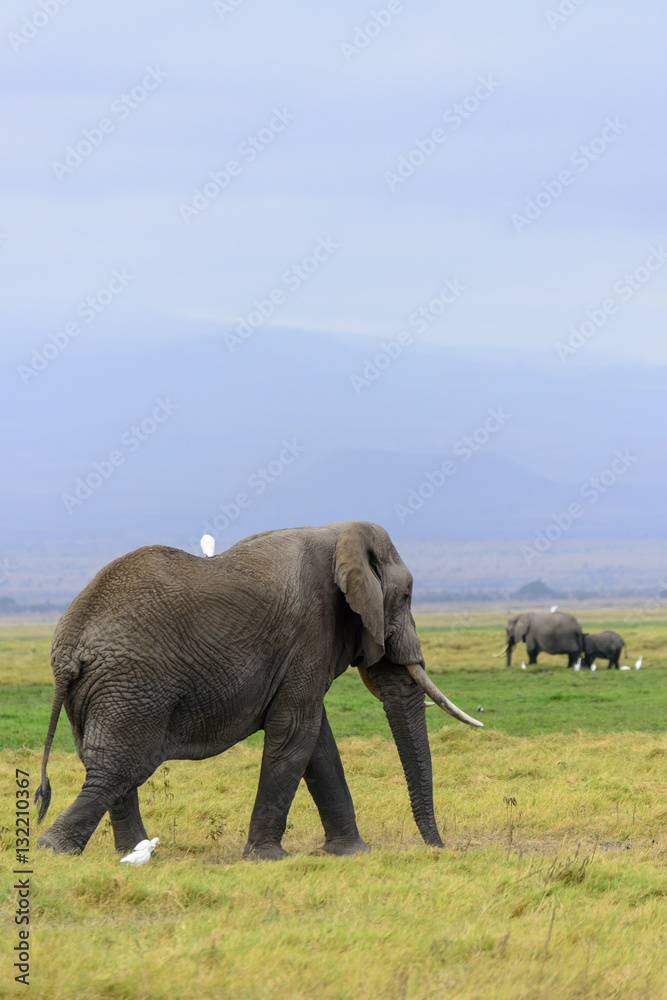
[200,534,215,557]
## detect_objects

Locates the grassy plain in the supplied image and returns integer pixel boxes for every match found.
[1,610,666,999]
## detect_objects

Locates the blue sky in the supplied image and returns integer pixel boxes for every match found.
[2,0,666,364]
[2,0,667,599]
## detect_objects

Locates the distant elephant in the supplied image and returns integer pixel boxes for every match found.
[35,521,481,859]
[582,630,625,669]
[498,610,583,666]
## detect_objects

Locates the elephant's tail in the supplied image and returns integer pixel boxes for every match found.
[34,679,68,823]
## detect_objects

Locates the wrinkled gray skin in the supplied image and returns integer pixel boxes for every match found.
[582,630,625,669]
[36,521,459,859]
[505,610,583,666]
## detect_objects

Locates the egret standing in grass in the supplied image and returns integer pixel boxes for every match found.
[635,656,642,670]
[120,837,159,866]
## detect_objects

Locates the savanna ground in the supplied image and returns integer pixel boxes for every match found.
[1,609,666,1000]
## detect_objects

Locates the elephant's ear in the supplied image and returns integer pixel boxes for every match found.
[333,523,385,667]
[515,613,531,642]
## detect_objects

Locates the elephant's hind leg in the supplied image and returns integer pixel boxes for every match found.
[109,787,148,852]
[37,775,123,855]
[303,708,370,856]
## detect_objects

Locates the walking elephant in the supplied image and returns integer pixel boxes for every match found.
[35,521,481,859]
[582,630,625,669]
[498,610,583,666]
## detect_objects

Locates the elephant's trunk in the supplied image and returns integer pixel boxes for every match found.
[372,664,443,847]
[506,638,515,667]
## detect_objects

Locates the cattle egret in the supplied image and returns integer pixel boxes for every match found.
[201,534,215,558]
[120,837,159,866]
[521,662,526,670]
[550,605,558,613]
[635,656,642,670]
[590,663,596,672]
[573,658,581,672]
[620,665,631,671]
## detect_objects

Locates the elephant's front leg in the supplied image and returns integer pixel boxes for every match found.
[527,641,540,664]
[244,699,323,860]
[303,708,370,856]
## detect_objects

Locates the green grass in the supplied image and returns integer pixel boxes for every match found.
[1,612,666,999]
[1,732,666,1000]
[3,614,664,748]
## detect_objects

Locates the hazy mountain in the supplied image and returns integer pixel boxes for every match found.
[2,321,664,598]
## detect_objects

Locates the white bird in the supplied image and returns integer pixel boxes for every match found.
[120,837,159,866]
[133,837,159,852]
[635,656,642,670]
[620,665,631,671]
[521,662,526,670]
[590,663,596,672]
[477,705,484,713]
[550,605,558,613]
[200,534,215,558]
[574,658,581,672]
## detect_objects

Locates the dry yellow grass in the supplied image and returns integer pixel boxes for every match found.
[2,729,666,999]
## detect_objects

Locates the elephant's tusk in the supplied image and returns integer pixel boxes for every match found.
[406,663,483,727]
[492,643,509,658]
[357,664,382,700]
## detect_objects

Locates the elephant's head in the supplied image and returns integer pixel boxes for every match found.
[333,521,481,847]
[503,612,533,666]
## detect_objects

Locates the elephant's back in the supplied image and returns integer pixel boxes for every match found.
[52,547,204,665]
[534,611,582,652]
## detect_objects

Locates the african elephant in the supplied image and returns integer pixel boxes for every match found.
[35,521,481,859]
[498,610,583,666]
[582,630,625,669]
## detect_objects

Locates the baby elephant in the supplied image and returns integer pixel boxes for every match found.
[582,630,625,669]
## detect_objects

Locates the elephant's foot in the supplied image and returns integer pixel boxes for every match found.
[321,835,371,856]
[243,841,289,861]
[37,828,82,855]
